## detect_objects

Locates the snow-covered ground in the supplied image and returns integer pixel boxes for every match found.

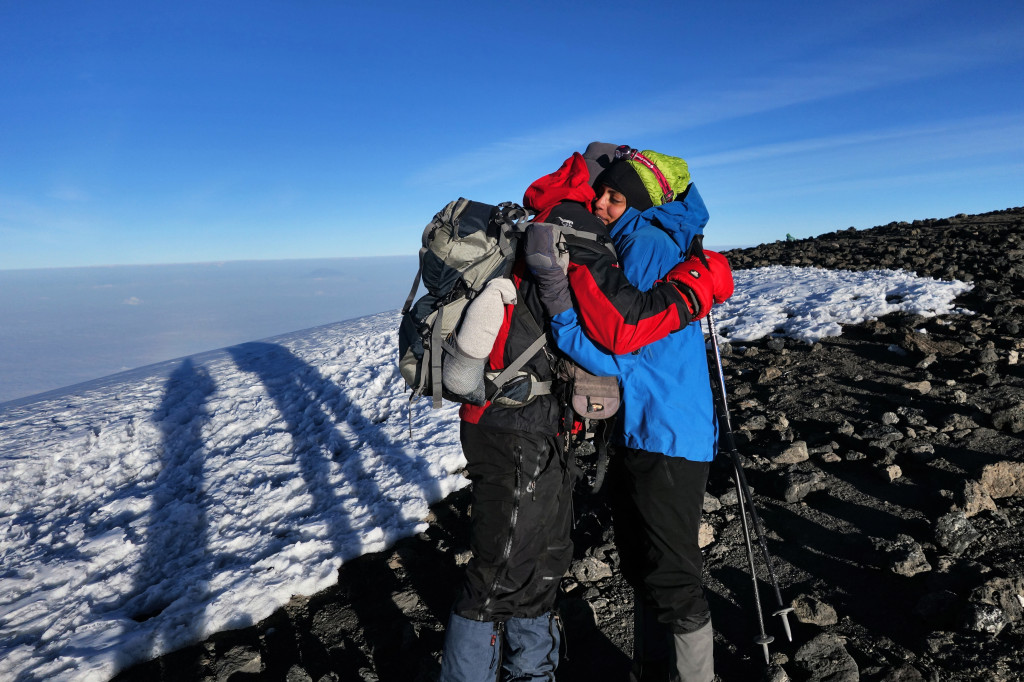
[0,266,972,681]
[712,265,974,343]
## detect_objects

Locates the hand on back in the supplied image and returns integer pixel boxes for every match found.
[663,251,734,321]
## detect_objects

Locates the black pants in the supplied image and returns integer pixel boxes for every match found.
[613,447,711,626]
[453,422,574,622]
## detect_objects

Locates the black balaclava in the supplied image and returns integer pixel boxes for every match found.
[593,159,654,212]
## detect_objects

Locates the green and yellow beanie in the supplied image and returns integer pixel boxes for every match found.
[595,147,691,210]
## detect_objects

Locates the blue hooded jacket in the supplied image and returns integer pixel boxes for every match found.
[551,184,717,460]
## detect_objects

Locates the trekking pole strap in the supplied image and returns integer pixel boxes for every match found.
[706,310,734,432]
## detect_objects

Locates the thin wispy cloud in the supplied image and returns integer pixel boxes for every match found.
[4,2,1020,269]
[689,114,1024,170]
[404,130,591,190]
[723,161,1024,207]
[0,195,95,244]
[48,186,91,202]
[409,25,1024,191]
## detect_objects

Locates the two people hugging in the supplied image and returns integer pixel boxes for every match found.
[438,142,734,682]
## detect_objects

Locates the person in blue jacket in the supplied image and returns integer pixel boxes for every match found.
[525,147,733,682]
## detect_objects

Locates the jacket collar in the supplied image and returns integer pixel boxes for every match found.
[610,183,710,256]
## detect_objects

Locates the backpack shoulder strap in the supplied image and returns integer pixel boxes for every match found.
[551,222,618,261]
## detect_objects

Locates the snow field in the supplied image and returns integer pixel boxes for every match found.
[0,267,971,681]
[1,312,465,681]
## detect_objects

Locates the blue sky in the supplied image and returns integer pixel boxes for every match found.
[2,0,1022,270]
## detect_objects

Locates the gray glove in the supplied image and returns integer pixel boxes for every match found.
[524,222,571,317]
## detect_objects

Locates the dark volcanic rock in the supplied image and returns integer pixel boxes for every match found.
[115,207,1024,681]
[794,633,859,681]
[792,594,839,627]
[934,511,982,555]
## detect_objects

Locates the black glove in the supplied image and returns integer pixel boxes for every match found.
[524,222,571,317]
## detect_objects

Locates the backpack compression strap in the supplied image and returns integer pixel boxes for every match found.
[484,333,552,402]
[541,222,618,261]
[402,246,428,315]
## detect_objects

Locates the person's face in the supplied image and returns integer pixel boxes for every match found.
[593,186,628,225]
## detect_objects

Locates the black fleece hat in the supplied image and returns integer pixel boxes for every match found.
[594,159,654,211]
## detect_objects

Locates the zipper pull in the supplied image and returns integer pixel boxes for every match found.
[491,621,505,647]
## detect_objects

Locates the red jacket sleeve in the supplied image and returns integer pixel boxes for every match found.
[566,245,695,354]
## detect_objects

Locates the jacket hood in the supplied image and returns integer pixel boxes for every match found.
[610,183,709,258]
[523,153,596,221]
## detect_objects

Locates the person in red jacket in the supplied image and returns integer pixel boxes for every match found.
[439,145,729,682]
[438,150,604,682]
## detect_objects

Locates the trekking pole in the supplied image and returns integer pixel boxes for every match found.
[705,310,794,651]
[729,447,773,663]
[702,314,771,662]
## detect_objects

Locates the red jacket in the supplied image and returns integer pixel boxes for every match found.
[458,154,596,429]
[460,153,694,428]
[533,155,695,355]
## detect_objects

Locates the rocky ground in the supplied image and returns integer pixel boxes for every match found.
[115,207,1024,682]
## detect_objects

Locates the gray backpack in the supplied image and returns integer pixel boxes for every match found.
[398,199,534,408]
[398,198,621,418]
